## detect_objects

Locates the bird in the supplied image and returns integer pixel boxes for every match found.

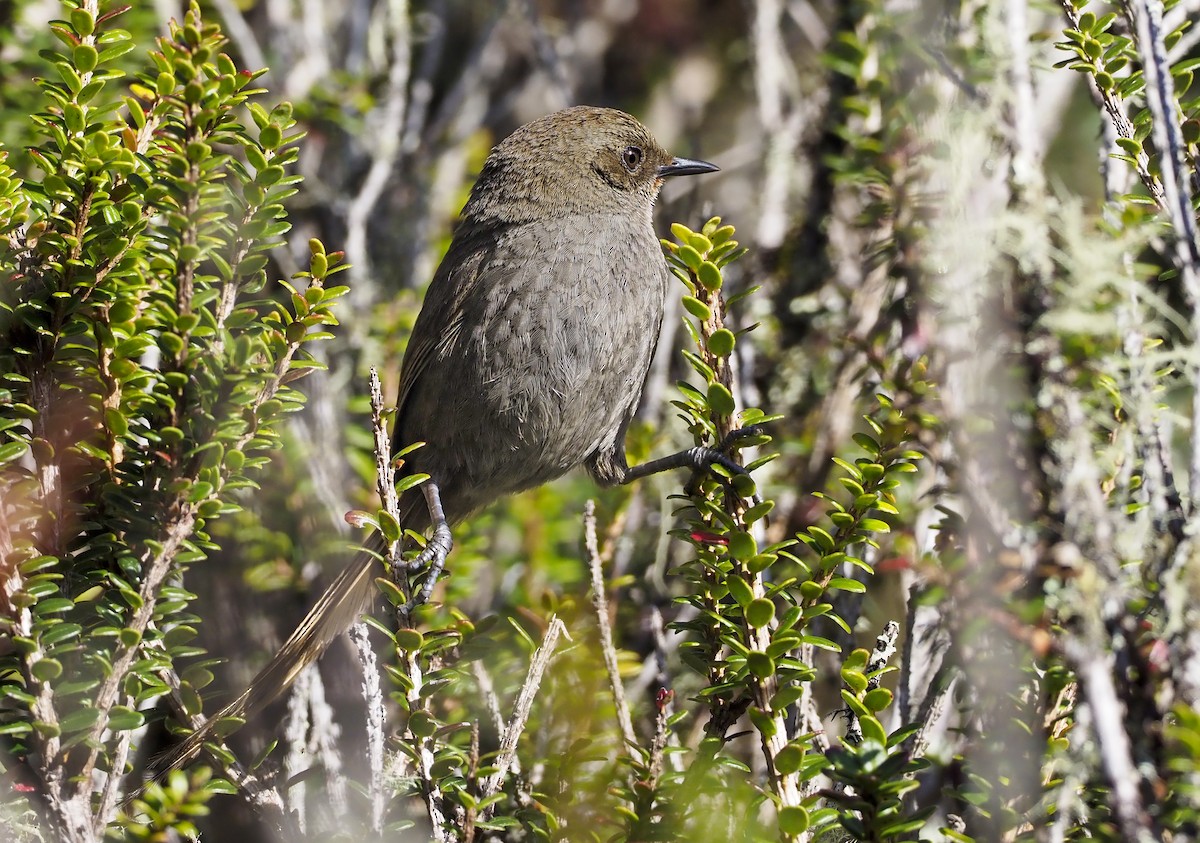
[152,105,731,778]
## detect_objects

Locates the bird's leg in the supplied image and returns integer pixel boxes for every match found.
[399,480,453,613]
[620,425,766,493]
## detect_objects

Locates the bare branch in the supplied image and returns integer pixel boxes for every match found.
[481,616,567,812]
[583,501,637,750]
[350,621,386,833]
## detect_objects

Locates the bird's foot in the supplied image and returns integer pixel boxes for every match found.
[396,481,454,615]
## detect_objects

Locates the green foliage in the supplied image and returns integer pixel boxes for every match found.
[1055,0,1197,210]
[826,646,929,842]
[662,220,928,841]
[108,769,220,841]
[0,0,342,831]
[1163,704,1200,837]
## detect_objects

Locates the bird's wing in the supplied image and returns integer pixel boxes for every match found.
[393,224,505,419]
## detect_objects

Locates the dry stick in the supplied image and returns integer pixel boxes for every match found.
[751,0,803,250]
[901,662,957,766]
[6,561,77,837]
[404,645,449,842]
[282,670,315,833]
[472,661,507,741]
[1062,635,1159,843]
[897,586,922,723]
[844,621,899,745]
[344,0,412,301]
[369,367,403,574]
[94,709,136,834]
[349,622,386,834]
[283,668,352,829]
[480,616,568,814]
[1126,0,1200,507]
[583,501,638,750]
[648,606,685,774]
[463,723,480,841]
[368,369,449,837]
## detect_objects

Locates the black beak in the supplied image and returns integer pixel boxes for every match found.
[657,156,720,178]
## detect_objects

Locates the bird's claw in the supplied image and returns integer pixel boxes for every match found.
[719,424,766,452]
[686,426,770,507]
[395,481,453,616]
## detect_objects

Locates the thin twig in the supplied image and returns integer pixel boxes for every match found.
[344,0,412,300]
[369,367,403,580]
[93,700,135,835]
[584,501,637,750]
[405,644,449,841]
[481,616,567,813]
[648,606,684,773]
[1062,634,1159,842]
[350,621,386,834]
[844,621,899,745]
[282,668,314,832]
[472,661,507,741]
[901,662,957,764]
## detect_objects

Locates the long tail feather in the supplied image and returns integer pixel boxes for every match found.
[149,540,383,777]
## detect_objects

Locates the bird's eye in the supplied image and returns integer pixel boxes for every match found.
[621,145,644,172]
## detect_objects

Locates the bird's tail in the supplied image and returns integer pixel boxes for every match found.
[148,537,384,778]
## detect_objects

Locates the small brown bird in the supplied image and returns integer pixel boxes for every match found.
[156,105,730,775]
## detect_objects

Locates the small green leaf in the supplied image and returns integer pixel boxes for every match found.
[73,44,98,73]
[0,440,30,464]
[745,598,775,628]
[863,687,893,712]
[407,709,437,738]
[728,531,756,562]
[707,328,735,357]
[743,500,774,524]
[746,651,775,678]
[394,628,424,651]
[31,659,63,681]
[109,706,145,731]
[727,576,754,607]
[670,222,693,242]
[1116,137,1142,156]
[682,295,712,320]
[806,526,835,552]
[683,232,710,255]
[697,260,722,291]
[394,472,431,494]
[778,806,810,835]
[827,577,866,594]
[842,669,868,694]
[378,510,402,543]
[707,383,735,416]
[859,517,891,533]
[59,706,101,733]
[860,714,888,744]
[677,244,702,270]
[71,8,96,36]
[375,577,407,607]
